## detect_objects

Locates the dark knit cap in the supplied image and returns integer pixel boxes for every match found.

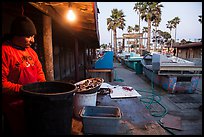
[10,15,37,36]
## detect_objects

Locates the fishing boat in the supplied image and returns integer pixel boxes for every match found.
[141,52,202,93]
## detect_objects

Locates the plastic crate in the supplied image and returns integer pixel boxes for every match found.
[80,106,121,135]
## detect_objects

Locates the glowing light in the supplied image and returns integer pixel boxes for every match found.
[66,9,76,22]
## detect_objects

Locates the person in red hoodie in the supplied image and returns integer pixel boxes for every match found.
[2,15,46,135]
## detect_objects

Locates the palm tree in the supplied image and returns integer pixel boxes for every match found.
[127,26,133,52]
[142,26,148,48]
[172,17,180,43]
[134,2,163,52]
[127,26,134,33]
[133,2,143,33]
[160,31,171,53]
[152,2,162,51]
[107,8,126,55]
[152,28,158,51]
[156,30,171,51]
[162,31,171,43]
[152,10,162,51]
[166,20,174,47]
[133,3,143,54]
[133,24,140,52]
[156,29,164,50]
[133,24,140,32]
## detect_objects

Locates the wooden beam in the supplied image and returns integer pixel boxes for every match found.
[87,69,112,73]
[29,2,49,15]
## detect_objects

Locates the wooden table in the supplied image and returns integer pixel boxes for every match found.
[87,69,113,82]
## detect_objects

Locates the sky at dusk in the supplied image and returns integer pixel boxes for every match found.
[97,2,202,45]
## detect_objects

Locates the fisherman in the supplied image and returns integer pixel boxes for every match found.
[2,15,46,135]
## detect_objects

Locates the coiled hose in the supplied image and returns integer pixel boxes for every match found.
[116,61,175,134]
[135,70,176,135]
[136,70,168,117]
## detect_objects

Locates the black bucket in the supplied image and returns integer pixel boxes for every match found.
[21,81,77,135]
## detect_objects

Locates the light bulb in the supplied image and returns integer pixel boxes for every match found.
[66,9,76,22]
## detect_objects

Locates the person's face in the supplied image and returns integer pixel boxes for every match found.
[14,35,35,48]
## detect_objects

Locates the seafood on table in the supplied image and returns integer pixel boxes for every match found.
[75,78,104,93]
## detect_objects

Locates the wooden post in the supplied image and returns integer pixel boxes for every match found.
[84,44,87,78]
[87,48,91,68]
[74,38,79,82]
[43,14,54,81]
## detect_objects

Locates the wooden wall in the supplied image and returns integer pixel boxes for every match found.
[177,47,202,59]
[2,2,97,83]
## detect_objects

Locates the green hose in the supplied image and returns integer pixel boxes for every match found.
[136,70,168,117]
[134,70,177,134]
[115,63,168,117]
[134,70,176,134]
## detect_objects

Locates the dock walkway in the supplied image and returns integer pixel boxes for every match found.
[110,61,202,135]
[72,61,202,135]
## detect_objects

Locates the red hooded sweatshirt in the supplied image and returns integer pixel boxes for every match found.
[2,40,46,135]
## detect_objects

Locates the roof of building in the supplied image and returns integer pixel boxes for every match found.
[166,42,202,48]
